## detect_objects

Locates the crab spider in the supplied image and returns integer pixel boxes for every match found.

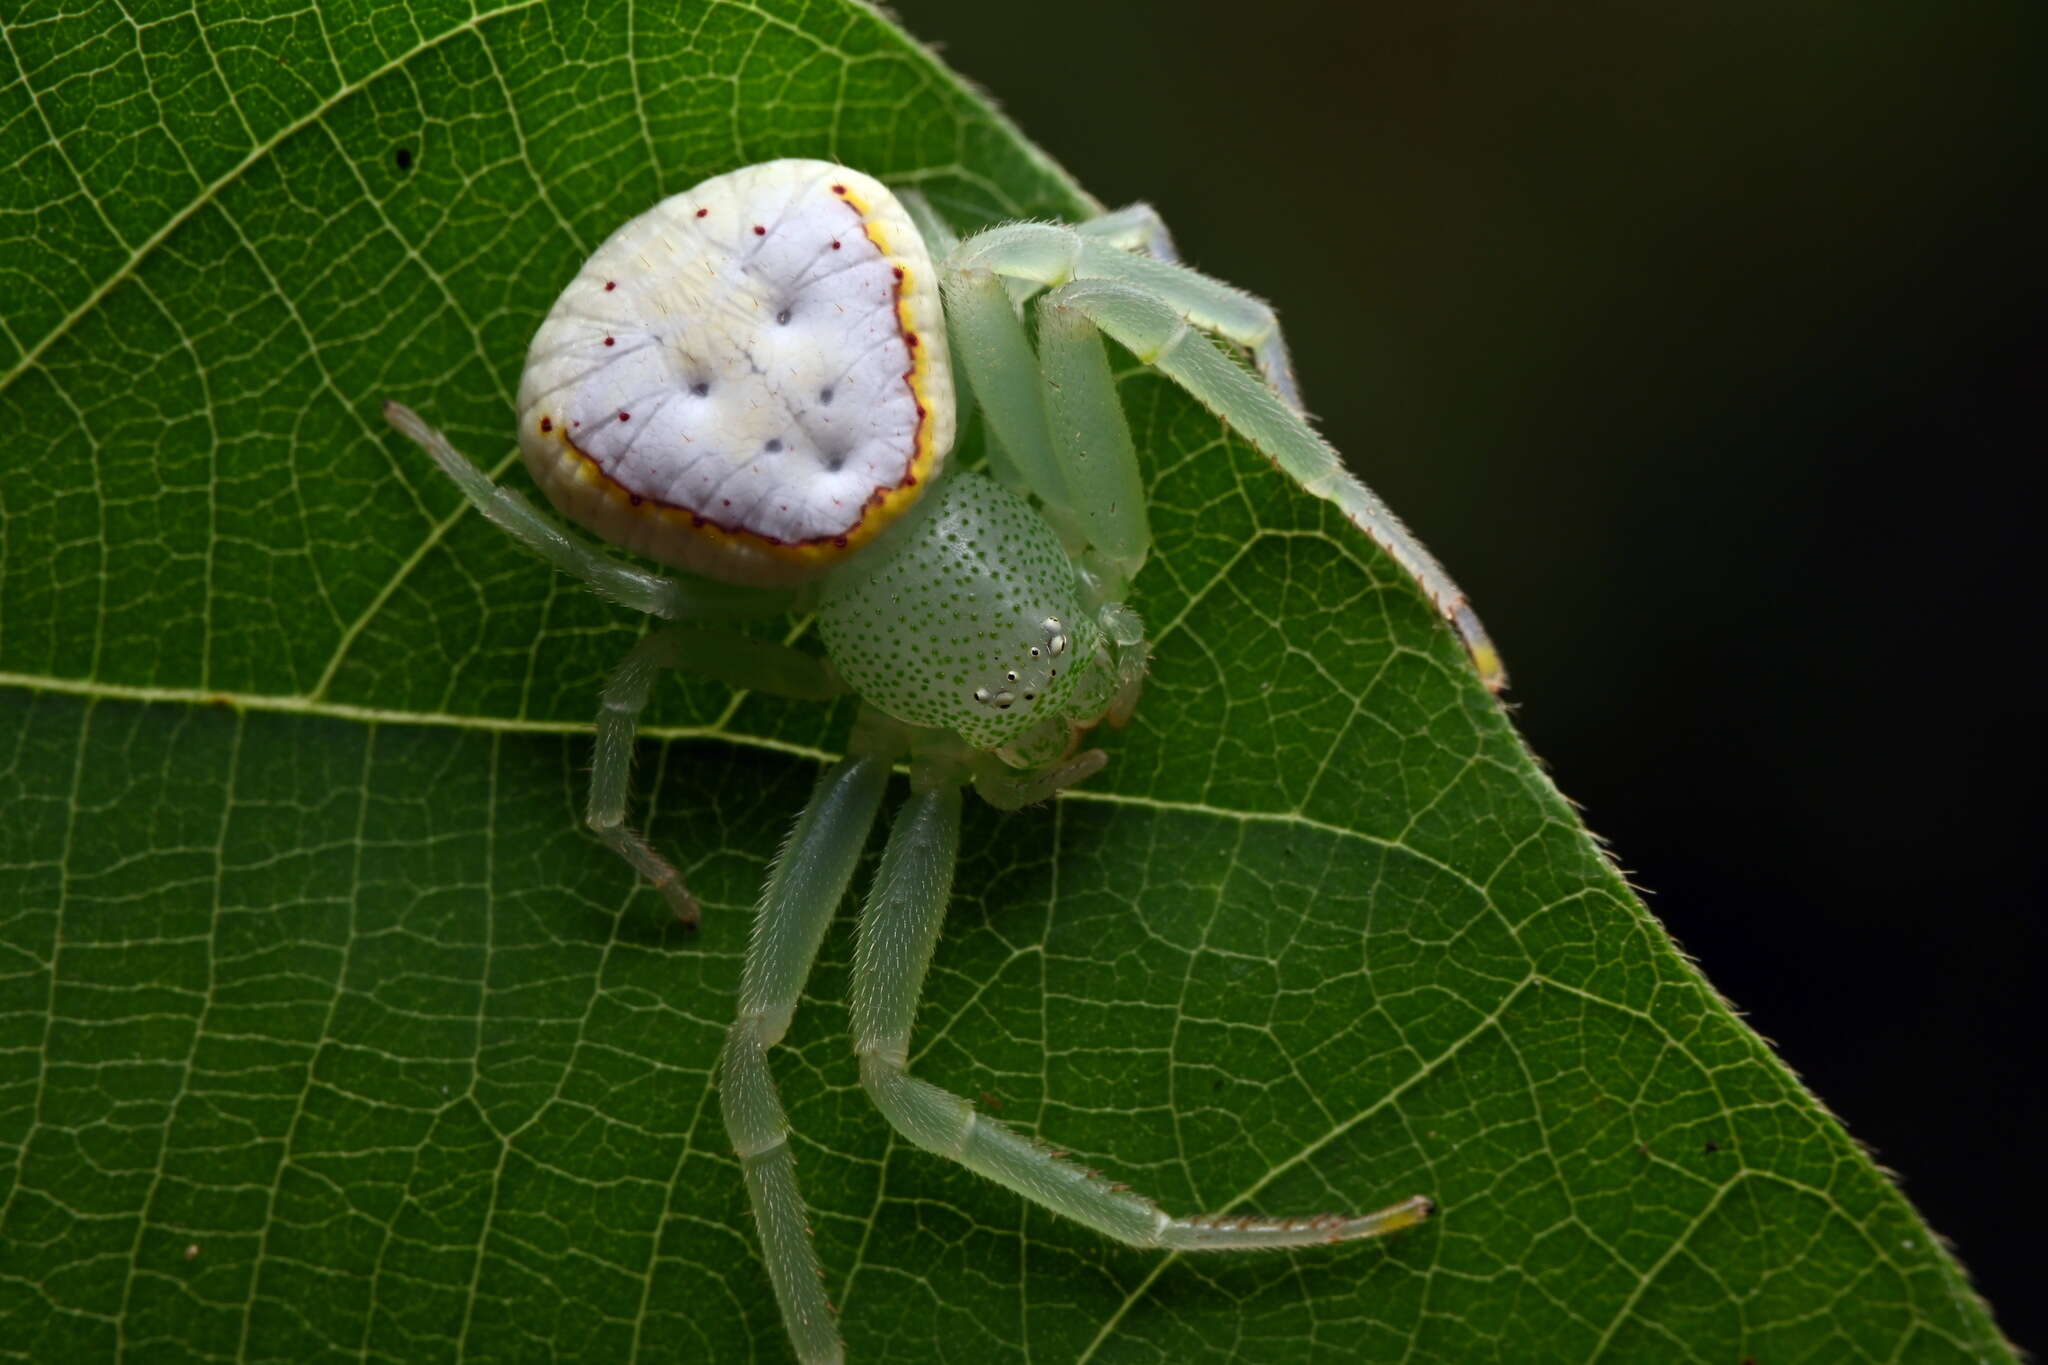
[384,159,1487,1364]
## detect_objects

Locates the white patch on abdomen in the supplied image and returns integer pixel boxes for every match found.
[519,162,921,546]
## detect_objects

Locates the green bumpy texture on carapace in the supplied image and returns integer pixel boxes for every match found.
[818,472,1099,749]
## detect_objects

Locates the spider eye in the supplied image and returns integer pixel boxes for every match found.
[817,474,1093,748]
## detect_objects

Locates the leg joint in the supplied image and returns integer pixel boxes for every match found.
[732,1130,790,1162]
[733,1007,793,1052]
[858,1054,973,1157]
[1141,317,1194,367]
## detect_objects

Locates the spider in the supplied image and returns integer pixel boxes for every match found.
[383,159,1499,1364]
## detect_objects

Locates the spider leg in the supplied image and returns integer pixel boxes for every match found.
[1076,202,1180,263]
[850,778,1436,1252]
[950,224,1303,410]
[383,401,840,919]
[940,267,1069,509]
[970,747,1108,810]
[381,402,792,621]
[590,627,845,928]
[722,756,890,1365]
[1034,293,1151,585]
[1010,277,1503,690]
[939,264,1154,590]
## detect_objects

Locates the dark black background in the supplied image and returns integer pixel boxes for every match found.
[892,0,2044,1349]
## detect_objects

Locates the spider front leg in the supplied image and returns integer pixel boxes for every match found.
[1035,289,1152,589]
[940,267,1151,589]
[850,769,1435,1253]
[950,221,1304,411]
[946,271,1157,717]
[723,754,890,1365]
[1075,202,1180,264]
[931,247,1505,690]
[1052,278,1503,684]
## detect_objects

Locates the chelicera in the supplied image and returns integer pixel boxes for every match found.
[384,159,1498,1365]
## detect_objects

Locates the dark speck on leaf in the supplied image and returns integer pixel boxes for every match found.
[394,147,413,171]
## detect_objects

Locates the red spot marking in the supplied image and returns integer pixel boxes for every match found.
[572,420,582,428]
[539,417,552,433]
[692,515,706,527]
[831,183,847,195]
[915,403,926,416]
[830,239,841,250]
[604,280,616,291]
[833,535,849,549]
[722,498,731,506]
[629,494,643,506]
[905,474,918,487]
[753,225,766,236]
[604,336,616,346]
[905,333,918,347]
[892,267,904,280]
[695,207,708,218]
[619,412,631,422]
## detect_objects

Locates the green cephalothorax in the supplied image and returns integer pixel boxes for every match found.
[387,156,1484,1365]
[817,472,1101,750]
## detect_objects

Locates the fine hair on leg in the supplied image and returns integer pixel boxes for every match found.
[720,757,890,1365]
[585,628,847,927]
[949,223,1305,410]
[1034,280,1502,689]
[1076,202,1180,263]
[851,781,1435,1251]
[381,401,793,621]
[588,628,701,926]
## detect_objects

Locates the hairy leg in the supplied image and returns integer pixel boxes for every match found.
[1035,280,1503,689]
[721,757,889,1365]
[949,223,1304,410]
[1077,202,1180,263]
[851,781,1436,1250]
[589,627,845,927]
[939,266,1071,516]
[382,401,792,621]
[1033,292,1151,587]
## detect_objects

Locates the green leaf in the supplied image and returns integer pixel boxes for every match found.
[0,2,2009,1361]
